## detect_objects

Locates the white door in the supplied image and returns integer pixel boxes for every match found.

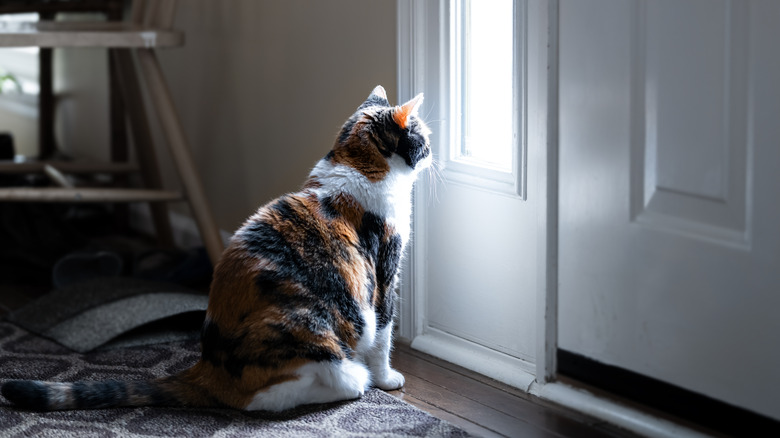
[398,0,549,386]
[558,0,780,421]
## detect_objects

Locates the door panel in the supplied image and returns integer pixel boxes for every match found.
[632,0,749,244]
[427,184,537,360]
[559,0,780,421]
[649,0,732,200]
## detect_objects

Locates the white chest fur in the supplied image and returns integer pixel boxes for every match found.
[309,155,423,247]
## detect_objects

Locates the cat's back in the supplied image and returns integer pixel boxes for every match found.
[205,186,373,329]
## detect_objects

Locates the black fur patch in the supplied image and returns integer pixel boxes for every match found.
[357,212,402,328]
[337,116,359,145]
[364,271,377,308]
[368,116,397,157]
[249,200,362,325]
[358,212,384,262]
[376,234,402,328]
[1,380,49,410]
[201,319,247,378]
[73,380,128,409]
[320,196,340,219]
[395,119,430,168]
[238,198,366,363]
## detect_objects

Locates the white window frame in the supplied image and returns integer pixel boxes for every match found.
[446,0,528,199]
[398,0,527,200]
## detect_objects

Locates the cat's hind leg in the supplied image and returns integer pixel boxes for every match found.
[245,359,370,412]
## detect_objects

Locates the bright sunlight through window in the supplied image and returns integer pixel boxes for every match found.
[457,0,514,172]
[0,13,40,96]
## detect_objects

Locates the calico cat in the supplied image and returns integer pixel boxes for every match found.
[1,85,431,412]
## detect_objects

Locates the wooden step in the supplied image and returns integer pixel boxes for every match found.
[0,161,139,174]
[0,21,183,48]
[0,188,183,203]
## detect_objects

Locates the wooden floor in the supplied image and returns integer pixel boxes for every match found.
[1,283,638,438]
[388,342,640,438]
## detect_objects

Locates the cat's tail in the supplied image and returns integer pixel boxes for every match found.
[1,372,211,411]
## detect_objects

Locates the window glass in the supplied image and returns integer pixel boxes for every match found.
[457,0,514,172]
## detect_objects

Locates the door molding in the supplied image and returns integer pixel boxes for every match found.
[628,0,751,250]
[535,0,558,385]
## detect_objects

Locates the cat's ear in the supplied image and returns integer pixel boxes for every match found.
[359,85,390,109]
[369,85,388,101]
[393,93,424,130]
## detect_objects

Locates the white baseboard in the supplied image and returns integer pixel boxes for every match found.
[410,329,537,391]
[529,382,713,438]
[128,204,233,249]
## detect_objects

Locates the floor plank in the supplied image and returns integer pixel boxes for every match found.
[404,372,557,437]
[388,390,506,438]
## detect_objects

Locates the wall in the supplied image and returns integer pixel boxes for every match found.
[55,0,398,233]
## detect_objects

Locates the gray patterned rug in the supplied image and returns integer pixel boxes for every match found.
[0,322,470,437]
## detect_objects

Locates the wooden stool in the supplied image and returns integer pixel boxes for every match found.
[0,0,224,266]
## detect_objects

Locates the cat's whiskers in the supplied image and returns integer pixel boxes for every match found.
[421,158,444,205]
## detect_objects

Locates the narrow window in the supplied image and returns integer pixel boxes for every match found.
[448,0,525,198]
[458,0,513,170]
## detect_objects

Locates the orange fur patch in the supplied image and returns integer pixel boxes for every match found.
[392,105,412,129]
[330,128,390,182]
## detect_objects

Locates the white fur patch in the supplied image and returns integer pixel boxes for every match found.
[364,325,404,390]
[309,153,429,247]
[48,382,76,409]
[245,359,370,412]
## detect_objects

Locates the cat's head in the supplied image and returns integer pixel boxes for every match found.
[326,85,432,182]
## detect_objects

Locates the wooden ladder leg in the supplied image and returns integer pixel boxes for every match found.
[107,5,131,235]
[38,13,56,160]
[135,48,224,266]
[109,47,130,235]
[112,49,175,248]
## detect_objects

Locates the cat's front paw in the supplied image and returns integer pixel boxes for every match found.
[373,368,405,390]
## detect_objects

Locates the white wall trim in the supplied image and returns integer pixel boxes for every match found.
[396,0,446,343]
[411,329,536,391]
